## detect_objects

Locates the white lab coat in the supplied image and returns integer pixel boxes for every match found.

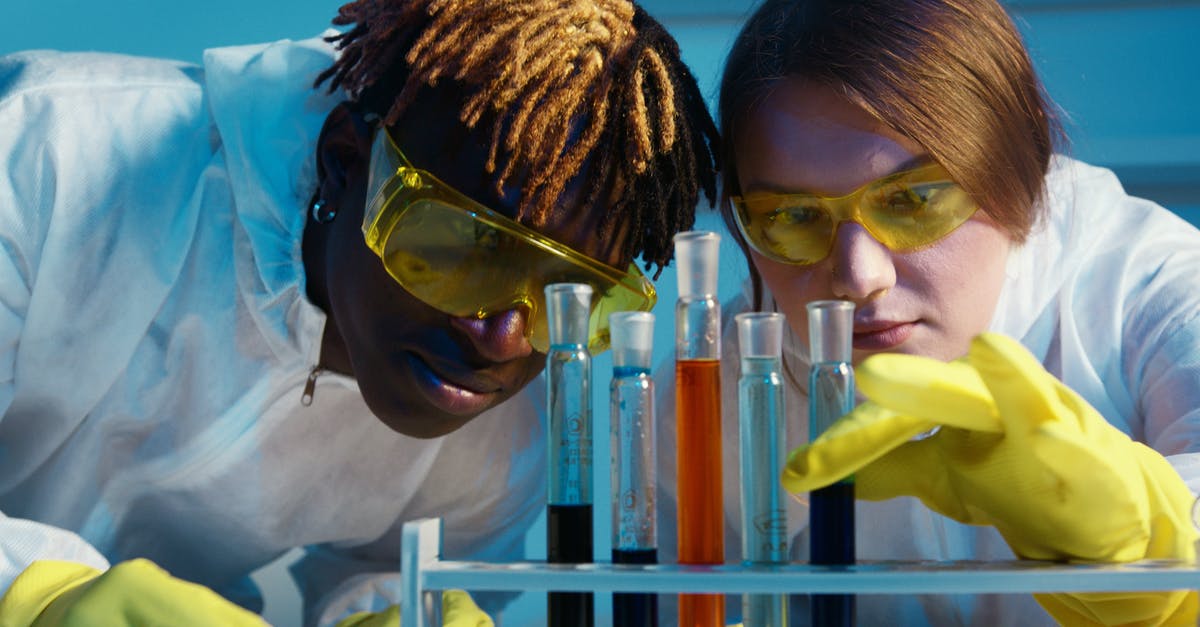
[656,157,1200,625]
[0,36,545,625]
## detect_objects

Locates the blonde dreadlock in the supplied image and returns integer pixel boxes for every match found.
[314,0,718,275]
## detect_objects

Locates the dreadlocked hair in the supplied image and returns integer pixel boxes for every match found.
[314,0,718,276]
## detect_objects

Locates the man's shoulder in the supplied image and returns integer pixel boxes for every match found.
[0,49,203,103]
[0,49,211,173]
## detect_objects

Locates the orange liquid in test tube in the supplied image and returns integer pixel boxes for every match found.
[676,358,724,626]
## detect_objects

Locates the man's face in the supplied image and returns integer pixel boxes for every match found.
[318,92,628,438]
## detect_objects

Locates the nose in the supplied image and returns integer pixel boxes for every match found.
[829,221,896,302]
[449,307,535,362]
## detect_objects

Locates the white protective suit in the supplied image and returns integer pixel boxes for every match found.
[656,157,1200,625]
[0,36,545,625]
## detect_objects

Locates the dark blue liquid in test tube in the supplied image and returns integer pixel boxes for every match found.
[807,300,856,627]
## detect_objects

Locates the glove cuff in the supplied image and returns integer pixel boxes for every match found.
[0,560,102,627]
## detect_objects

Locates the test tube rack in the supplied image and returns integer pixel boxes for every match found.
[400,517,1200,626]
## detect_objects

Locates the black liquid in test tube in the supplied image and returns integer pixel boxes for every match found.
[545,284,595,627]
[548,503,595,625]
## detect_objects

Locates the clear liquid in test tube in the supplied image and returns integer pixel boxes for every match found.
[545,283,594,627]
[609,311,658,627]
[736,311,788,627]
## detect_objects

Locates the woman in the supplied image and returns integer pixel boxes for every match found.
[656,0,1200,624]
[0,0,718,624]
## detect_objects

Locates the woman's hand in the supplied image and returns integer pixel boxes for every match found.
[783,332,1198,625]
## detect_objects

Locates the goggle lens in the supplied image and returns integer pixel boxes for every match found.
[363,130,656,353]
[732,163,978,265]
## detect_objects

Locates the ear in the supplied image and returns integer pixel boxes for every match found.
[315,102,374,208]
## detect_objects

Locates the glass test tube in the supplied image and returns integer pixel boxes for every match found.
[545,283,594,627]
[674,231,725,627]
[609,311,659,627]
[736,312,789,627]
[807,300,856,627]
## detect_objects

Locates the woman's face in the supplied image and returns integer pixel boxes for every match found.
[314,92,627,438]
[734,78,1011,364]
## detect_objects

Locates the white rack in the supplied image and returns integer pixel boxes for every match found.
[400,517,1200,626]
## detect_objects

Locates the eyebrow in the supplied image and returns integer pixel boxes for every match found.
[740,154,935,197]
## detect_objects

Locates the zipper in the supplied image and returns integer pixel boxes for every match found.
[301,365,323,406]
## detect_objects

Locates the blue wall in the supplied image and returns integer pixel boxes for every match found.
[7,0,1196,219]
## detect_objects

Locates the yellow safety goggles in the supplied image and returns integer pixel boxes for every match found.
[731,163,978,265]
[362,128,656,354]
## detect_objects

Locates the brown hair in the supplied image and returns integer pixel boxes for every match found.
[719,0,1064,304]
[316,0,719,276]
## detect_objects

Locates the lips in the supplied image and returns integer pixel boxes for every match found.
[407,353,504,417]
[852,320,915,351]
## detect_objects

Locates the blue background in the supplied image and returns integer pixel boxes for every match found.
[6,0,1197,220]
[5,1,1198,625]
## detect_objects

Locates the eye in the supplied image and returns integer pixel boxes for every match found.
[474,222,501,250]
[773,204,824,226]
[883,188,925,215]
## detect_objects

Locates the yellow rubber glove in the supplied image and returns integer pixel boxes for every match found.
[0,558,265,627]
[335,589,493,627]
[782,332,1198,626]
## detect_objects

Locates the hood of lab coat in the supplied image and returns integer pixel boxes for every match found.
[201,33,343,363]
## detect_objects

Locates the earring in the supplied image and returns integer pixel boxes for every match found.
[311,198,338,223]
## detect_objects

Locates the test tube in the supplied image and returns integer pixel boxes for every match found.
[545,283,594,627]
[736,312,788,627]
[674,231,725,627]
[807,299,856,627]
[609,311,658,627]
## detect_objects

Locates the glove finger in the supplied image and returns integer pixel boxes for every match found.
[967,333,1076,435]
[0,561,101,627]
[334,611,380,627]
[128,560,266,625]
[335,606,399,627]
[443,589,493,627]
[781,402,935,494]
[62,559,265,626]
[857,354,1002,434]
